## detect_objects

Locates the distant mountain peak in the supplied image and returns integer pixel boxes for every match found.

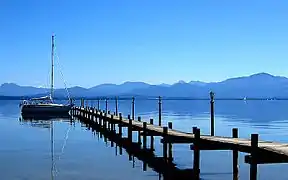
[189,80,206,86]
[121,81,149,85]
[1,83,19,87]
[250,72,274,78]
[176,80,186,84]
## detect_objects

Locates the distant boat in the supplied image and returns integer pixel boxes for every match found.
[20,35,73,115]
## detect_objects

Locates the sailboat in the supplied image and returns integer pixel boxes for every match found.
[20,35,73,115]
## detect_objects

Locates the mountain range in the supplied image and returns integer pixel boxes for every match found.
[1,73,288,98]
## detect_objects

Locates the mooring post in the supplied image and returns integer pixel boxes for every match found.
[91,107,94,121]
[132,97,135,120]
[210,91,215,136]
[104,113,108,130]
[163,127,168,162]
[150,119,154,151]
[250,134,258,180]
[115,97,118,116]
[168,122,173,163]
[138,116,142,145]
[95,109,98,123]
[143,122,147,150]
[232,128,239,180]
[193,128,200,179]
[111,115,114,132]
[107,111,111,129]
[128,115,132,142]
[157,96,161,127]
[119,113,122,137]
[97,98,100,110]
[99,112,103,126]
[105,99,108,113]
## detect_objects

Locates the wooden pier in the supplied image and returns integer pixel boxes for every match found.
[71,94,288,180]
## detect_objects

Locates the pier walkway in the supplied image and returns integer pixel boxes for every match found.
[71,95,288,180]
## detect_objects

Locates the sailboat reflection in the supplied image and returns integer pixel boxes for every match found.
[19,115,74,180]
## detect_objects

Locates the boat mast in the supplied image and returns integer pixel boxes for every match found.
[51,34,55,101]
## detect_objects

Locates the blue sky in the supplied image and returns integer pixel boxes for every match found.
[0,0,287,88]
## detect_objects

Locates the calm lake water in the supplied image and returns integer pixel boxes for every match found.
[1,99,288,180]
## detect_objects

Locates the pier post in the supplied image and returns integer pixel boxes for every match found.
[95,109,98,124]
[158,96,162,126]
[119,113,122,137]
[138,116,142,145]
[107,111,111,130]
[105,99,108,113]
[210,91,215,136]
[132,97,135,120]
[99,112,103,126]
[115,97,118,116]
[150,119,154,151]
[103,112,106,129]
[111,115,114,132]
[163,127,168,162]
[193,128,200,179]
[168,122,173,163]
[232,128,239,180]
[128,115,132,143]
[250,134,258,180]
[143,122,147,150]
[97,98,100,110]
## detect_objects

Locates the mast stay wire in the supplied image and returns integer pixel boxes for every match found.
[53,37,72,102]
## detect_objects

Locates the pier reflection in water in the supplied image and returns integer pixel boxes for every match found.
[78,117,195,180]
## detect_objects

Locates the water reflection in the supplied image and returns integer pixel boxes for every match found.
[77,114,196,180]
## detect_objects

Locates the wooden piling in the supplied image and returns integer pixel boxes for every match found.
[232,128,239,180]
[138,116,142,145]
[210,91,215,136]
[119,113,122,137]
[132,97,135,120]
[150,119,154,151]
[168,122,173,162]
[163,127,168,161]
[250,134,258,180]
[104,113,107,130]
[143,122,147,150]
[97,99,100,110]
[115,97,118,116]
[193,128,200,179]
[111,115,114,131]
[128,115,132,142]
[105,99,108,113]
[99,112,103,126]
[158,96,162,126]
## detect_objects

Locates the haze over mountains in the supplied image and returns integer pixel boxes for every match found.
[1,73,288,98]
